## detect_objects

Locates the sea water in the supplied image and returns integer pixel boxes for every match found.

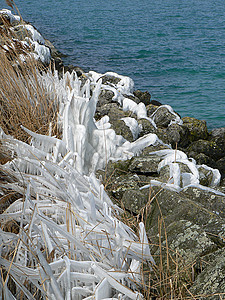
[1,0,225,129]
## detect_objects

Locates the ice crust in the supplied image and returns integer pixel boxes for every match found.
[0,10,224,300]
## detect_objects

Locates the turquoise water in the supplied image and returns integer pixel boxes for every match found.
[2,0,225,128]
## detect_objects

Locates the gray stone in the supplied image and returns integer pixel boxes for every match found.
[166,124,190,148]
[138,118,156,137]
[122,189,149,214]
[97,89,115,107]
[128,155,162,174]
[98,74,121,85]
[188,152,217,169]
[182,187,225,218]
[162,220,217,264]
[190,248,225,299]
[198,166,214,187]
[152,106,179,128]
[216,157,225,179]
[111,119,133,142]
[123,94,140,104]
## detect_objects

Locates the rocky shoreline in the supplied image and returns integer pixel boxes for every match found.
[50,39,225,299]
[59,54,225,297]
[1,9,225,298]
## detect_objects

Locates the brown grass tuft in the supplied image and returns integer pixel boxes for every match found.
[0,21,58,142]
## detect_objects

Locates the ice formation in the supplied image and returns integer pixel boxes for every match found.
[0,66,159,299]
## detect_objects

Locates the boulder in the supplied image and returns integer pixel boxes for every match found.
[122,94,140,104]
[190,248,225,299]
[145,186,225,242]
[182,187,225,218]
[198,166,215,187]
[138,118,156,137]
[111,119,134,142]
[182,117,208,142]
[128,155,162,175]
[146,104,159,117]
[188,152,217,169]
[166,123,190,148]
[122,188,149,214]
[160,220,217,265]
[133,90,151,106]
[99,74,121,85]
[210,127,225,141]
[151,106,179,128]
[187,139,225,161]
[95,103,126,121]
[216,157,225,179]
[97,89,115,107]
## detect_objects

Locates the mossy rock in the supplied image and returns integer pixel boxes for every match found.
[198,166,214,187]
[187,139,225,161]
[159,220,217,265]
[146,104,159,117]
[182,117,208,142]
[133,90,151,106]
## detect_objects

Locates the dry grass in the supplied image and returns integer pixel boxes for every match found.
[0,17,58,142]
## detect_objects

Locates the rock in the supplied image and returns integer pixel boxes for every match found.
[45,39,62,60]
[111,119,134,142]
[146,186,225,242]
[210,127,225,140]
[123,94,140,104]
[146,104,159,117]
[182,187,225,218]
[190,248,225,299]
[141,143,170,156]
[159,162,190,184]
[182,117,208,142]
[128,155,162,175]
[150,99,162,106]
[162,220,217,264]
[99,74,121,85]
[166,124,190,148]
[64,65,85,77]
[133,90,151,106]
[138,118,156,137]
[188,152,217,169]
[151,106,179,128]
[198,166,215,187]
[95,103,125,121]
[187,139,225,161]
[97,89,115,107]
[216,157,225,179]
[104,174,143,200]
[122,189,149,214]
